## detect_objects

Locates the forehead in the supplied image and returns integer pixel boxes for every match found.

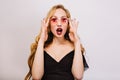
[52,8,67,17]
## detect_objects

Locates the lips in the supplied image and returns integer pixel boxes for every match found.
[56,28,63,35]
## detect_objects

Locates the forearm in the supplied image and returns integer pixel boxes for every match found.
[72,41,84,80]
[32,40,44,79]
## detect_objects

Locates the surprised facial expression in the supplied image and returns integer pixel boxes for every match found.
[50,9,69,38]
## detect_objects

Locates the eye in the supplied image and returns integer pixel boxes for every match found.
[61,18,68,22]
[51,18,57,22]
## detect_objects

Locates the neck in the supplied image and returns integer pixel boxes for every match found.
[53,37,67,45]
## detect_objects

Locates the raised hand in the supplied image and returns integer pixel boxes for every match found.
[69,18,80,44]
[40,18,49,43]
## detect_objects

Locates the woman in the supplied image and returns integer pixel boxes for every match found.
[25,4,89,80]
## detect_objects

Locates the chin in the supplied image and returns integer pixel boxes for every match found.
[54,34,65,38]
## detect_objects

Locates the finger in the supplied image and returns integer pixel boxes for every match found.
[73,18,77,25]
[72,18,77,27]
[73,18,79,29]
[41,19,44,27]
[69,18,73,28]
[46,18,50,27]
[43,18,46,24]
[76,21,79,29]
[73,18,76,21]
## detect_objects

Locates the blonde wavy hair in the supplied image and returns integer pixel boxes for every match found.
[25,4,85,80]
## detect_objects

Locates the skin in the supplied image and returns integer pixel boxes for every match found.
[32,8,84,80]
[50,9,68,38]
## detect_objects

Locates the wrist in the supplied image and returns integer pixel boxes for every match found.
[38,39,45,46]
[74,40,81,47]
[74,35,80,43]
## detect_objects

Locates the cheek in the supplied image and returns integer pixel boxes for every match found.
[50,24,56,32]
[50,23,69,33]
[63,24,69,31]
[50,22,55,28]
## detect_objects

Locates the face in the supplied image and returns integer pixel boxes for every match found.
[50,8,68,38]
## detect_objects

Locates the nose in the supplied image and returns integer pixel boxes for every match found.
[57,24,62,27]
[57,19,62,27]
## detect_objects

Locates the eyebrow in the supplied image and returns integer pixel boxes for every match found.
[51,16,67,18]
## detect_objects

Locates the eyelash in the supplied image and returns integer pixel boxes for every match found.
[50,17,68,23]
[51,18,57,22]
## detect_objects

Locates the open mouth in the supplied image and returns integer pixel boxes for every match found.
[56,28,63,35]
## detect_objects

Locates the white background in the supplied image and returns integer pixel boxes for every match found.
[0,0,120,80]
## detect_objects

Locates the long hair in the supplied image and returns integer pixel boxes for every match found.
[25,4,85,80]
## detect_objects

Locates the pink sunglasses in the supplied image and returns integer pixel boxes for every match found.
[50,17,68,24]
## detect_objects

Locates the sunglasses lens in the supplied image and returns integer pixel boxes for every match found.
[51,18,57,22]
[50,17,68,23]
[61,18,68,23]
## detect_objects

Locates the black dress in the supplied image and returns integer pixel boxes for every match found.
[41,50,89,80]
